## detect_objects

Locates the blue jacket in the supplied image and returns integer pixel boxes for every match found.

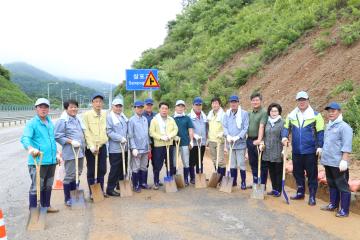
[21,115,57,165]
[223,109,249,150]
[282,107,324,155]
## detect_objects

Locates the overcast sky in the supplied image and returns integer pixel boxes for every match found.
[0,0,183,84]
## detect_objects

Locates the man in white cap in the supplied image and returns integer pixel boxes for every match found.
[173,100,194,186]
[282,91,325,206]
[106,98,128,196]
[21,98,59,213]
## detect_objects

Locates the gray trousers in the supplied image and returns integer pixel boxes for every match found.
[173,146,190,168]
[208,141,226,168]
[63,158,84,184]
[230,149,246,170]
[28,164,56,195]
[131,153,148,173]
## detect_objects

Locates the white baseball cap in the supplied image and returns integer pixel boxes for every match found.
[112,98,124,106]
[175,100,186,106]
[35,98,50,107]
[296,91,309,100]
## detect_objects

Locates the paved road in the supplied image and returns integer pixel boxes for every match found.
[0,124,359,240]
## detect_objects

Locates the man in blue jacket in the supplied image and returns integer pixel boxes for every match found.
[282,91,325,206]
[21,98,59,213]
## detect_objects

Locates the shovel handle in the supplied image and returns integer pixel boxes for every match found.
[197,138,202,172]
[215,141,220,170]
[165,143,171,177]
[175,137,181,169]
[94,142,99,181]
[282,146,287,181]
[71,146,81,186]
[227,140,235,172]
[256,146,263,179]
[120,142,127,177]
[33,152,43,204]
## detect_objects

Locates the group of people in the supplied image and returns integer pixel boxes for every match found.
[21,90,353,218]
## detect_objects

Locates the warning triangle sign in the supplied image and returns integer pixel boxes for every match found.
[144,71,160,88]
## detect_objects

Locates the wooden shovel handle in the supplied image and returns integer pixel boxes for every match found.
[120,142,127,177]
[71,146,81,186]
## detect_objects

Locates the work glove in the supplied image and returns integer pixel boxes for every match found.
[316,148,322,156]
[339,160,348,172]
[71,140,81,148]
[217,132,224,138]
[160,135,169,141]
[259,142,265,152]
[189,140,194,149]
[282,138,289,146]
[90,146,97,154]
[193,134,201,140]
[232,136,240,142]
[28,147,40,157]
[174,136,180,142]
[132,149,138,157]
[226,135,233,143]
[120,137,127,143]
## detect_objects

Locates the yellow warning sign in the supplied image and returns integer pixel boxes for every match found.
[143,71,160,88]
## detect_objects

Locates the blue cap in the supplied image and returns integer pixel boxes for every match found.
[134,100,144,107]
[325,102,341,110]
[193,97,203,105]
[229,95,239,102]
[144,98,154,105]
[91,92,105,101]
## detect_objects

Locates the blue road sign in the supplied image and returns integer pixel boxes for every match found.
[126,69,159,91]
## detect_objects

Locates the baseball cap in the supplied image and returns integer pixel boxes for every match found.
[229,95,239,102]
[112,98,124,106]
[296,91,309,100]
[91,93,105,101]
[134,100,144,107]
[35,98,50,107]
[175,100,186,106]
[325,102,341,110]
[193,97,203,105]
[144,98,154,105]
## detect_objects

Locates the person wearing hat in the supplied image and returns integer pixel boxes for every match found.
[54,99,86,206]
[282,91,325,205]
[246,92,268,187]
[320,102,353,217]
[223,95,249,188]
[128,100,151,192]
[143,98,157,186]
[21,98,59,213]
[173,100,194,186]
[207,97,226,184]
[105,98,128,196]
[83,93,109,199]
[149,102,178,190]
[188,97,208,184]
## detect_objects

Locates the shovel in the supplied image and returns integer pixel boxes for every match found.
[164,143,177,193]
[282,146,290,204]
[119,142,133,197]
[90,143,104,203]
[251,145,265,199]
[195,138,207,188]
[70,146,85,209]
[174,137,185,188]
[208,140,222,188]
[219,140,235,193]
[27,152,47,231]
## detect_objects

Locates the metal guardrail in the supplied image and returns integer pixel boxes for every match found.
[0,112,62,127]
[0,104,34,111]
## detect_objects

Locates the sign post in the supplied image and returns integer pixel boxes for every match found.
[126,69,159,103]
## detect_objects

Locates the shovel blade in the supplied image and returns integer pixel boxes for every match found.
[251,183,265,199]
[90,183,104,203]
[70,189,85,209]
[174,174,185,188]
[119,180,133,197]
[165,179,177,193]
[27,207,46,231]
[219,176,233,193]
[195,174,207,188]
[208,172,221,188]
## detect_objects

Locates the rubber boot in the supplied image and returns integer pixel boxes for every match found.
[218,167,226,183]
[291,186,305,200]
[253,172,258,185]
[230,168,237,186]
[336,191,351,217]
[240,170,246,190]
[140,170,151,189]
[170,167,176,176]
[189,167,195,184]
[40,190,46,208]
[184,167,189,186]
[132,172,141,193]
[321,188,339,211]
[308,188,317,206]
[63,183,72,206]
[29,194,37,209]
